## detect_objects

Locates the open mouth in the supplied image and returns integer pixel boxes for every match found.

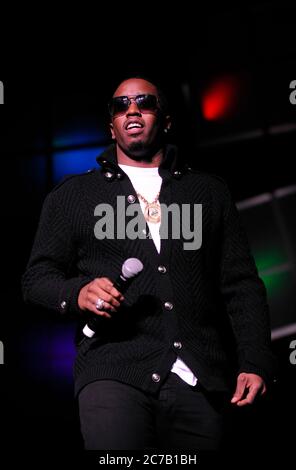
[125,121,144,135]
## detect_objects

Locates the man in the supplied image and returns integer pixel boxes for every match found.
[22,77,275,450]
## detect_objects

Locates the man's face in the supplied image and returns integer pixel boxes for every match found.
[110,78,167,160]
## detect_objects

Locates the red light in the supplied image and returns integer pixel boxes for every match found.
[202,76,241,121]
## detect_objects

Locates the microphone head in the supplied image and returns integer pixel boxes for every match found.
[122,258,144,279]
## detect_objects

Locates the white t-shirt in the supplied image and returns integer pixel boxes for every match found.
[119,164,198,386]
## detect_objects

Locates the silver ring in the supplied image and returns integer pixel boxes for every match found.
[95,297,105,310]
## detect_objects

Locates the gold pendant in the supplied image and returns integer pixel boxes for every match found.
[144,203,161,223]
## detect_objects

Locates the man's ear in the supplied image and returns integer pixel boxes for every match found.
[109,122,115,140]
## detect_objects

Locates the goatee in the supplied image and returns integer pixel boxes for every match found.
[124,142,154,162]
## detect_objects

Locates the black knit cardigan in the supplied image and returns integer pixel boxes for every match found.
[22,144,275,396]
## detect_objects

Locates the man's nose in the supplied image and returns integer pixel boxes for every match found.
[126,100,141,115]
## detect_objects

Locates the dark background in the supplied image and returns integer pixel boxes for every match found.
[0,1,295,464]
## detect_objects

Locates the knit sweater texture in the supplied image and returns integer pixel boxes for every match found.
[22,144,275,396]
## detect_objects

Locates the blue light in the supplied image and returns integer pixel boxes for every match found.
[48,323,77,382]
[21,322,77,386]
[53,124,108,147]
[52,146,106,183]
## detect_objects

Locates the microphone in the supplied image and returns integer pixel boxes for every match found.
[82,258,144,338]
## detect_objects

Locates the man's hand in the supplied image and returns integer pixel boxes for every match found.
[78,277,124,319]
[231,372,267,406]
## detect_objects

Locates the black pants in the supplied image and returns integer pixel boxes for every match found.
[78,372,226,450]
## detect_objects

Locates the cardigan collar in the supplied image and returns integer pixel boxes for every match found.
[96,143,185,181]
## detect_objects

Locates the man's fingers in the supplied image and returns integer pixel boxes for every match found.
[97,289,121,308]
[231,374,247,403]
[110,286,124,301]
[231,373,267,406]
[96,277,113,289]
[261,383,267,395]
[88,293,117,314]
[86,293,114,318]
[78,277,125,313]
[235,386,260,406]
[92,278,124,302]
[86,299,112,319]
[235,398,251,407]
[89,286,122,308]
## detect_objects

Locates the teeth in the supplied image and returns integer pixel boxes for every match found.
[127,123,142,130]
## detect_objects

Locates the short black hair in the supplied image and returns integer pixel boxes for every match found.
[112,75,169,116]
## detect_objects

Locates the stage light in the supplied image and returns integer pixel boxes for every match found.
[202,75,241,121]
[52,146,106,183]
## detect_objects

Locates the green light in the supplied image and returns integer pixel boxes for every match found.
[261,271,289,297]
[254,250,287,272]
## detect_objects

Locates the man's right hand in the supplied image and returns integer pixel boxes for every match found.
[78,277,124,319]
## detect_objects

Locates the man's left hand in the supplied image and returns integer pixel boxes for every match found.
[231,373,267,406]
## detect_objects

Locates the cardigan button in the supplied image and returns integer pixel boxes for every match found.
[173,170,182,178]
[60,301,67,310]
[104,171,114,180]
[116,172,123,180]
[152,373,160,382]
[164,301,173,310]
[127,195,136,203]
[173,341,182,349]
[158,265,167,274]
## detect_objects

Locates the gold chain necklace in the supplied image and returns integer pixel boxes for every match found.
[136,191,161,223]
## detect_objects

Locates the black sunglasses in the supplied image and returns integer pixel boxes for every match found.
[108,94,159,117]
